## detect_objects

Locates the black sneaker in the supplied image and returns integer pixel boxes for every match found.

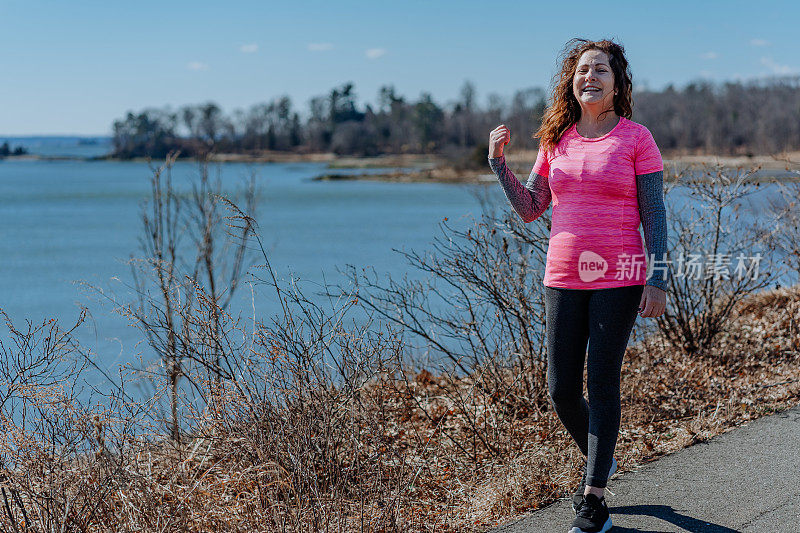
[569,493,612,533]
[571,457,617,513]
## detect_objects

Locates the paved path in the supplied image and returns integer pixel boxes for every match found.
[488,403,800,532]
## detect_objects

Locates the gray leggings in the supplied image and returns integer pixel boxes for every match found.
[544,284,644,488]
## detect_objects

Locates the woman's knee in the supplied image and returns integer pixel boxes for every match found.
[548,380,583,409]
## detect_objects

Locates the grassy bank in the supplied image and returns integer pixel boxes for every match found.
[1,283,797,532]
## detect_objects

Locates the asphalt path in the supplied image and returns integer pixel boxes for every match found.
[487,402,800,532]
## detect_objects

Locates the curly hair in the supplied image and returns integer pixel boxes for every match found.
[534,38,633,153]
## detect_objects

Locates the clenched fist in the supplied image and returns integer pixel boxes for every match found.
[489,125,511,158]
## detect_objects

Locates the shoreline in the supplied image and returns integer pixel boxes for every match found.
[313,150,800,184]
[3,150,798,184]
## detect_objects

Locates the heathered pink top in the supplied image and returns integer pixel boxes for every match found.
[532,117,663,288]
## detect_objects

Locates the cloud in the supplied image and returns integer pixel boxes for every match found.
[700,51,718,60]
[365,48,387,59]
[187,61,209,71]
[750,38,769,47]
[240,43,258,54]
[307,43,333,52]
[760,56,796,75]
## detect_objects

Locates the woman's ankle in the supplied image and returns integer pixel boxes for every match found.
[584,485,605,498]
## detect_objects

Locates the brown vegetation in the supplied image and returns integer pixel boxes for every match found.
[1,284,797,532]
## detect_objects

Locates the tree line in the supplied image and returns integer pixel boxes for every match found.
[110,76,800,159]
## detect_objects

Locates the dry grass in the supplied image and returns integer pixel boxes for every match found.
[3,283,794,532]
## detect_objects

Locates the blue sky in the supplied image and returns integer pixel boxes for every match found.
[1,0,797,135]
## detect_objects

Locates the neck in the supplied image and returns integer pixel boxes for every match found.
[575,107,620,138]
[577,107,619,129]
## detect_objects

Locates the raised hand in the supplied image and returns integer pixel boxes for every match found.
[489,124,511,158]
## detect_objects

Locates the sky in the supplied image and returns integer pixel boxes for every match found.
[1,0,798,135]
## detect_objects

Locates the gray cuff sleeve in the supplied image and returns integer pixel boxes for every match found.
[636,170,670,292]
[488,154,551,223]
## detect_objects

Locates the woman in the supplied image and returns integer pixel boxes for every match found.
[487,38,669,533]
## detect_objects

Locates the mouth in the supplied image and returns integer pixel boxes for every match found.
[582,86,602,93]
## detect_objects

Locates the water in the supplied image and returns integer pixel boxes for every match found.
[0,157,492,385]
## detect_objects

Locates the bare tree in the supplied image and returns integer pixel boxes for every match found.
[656,164,784,356]
[116,153,256,441]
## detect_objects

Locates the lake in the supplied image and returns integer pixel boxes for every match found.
[0,156,495,384]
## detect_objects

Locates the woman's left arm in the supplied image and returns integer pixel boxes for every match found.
[636,170,669,318]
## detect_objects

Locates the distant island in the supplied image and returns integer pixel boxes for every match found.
[108,76,800,166]
[5,76,800,179]
[0,141,27,158]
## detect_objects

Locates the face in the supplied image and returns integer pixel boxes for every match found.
[572,49,616,109]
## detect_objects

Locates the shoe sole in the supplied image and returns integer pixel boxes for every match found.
[568,515,612,533]
[571,457,618,513]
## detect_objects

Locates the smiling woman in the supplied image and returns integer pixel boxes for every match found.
[487,38,670,533]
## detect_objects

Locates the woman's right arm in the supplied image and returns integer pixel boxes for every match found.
[488,156,552,223]
[487,125,551,223]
